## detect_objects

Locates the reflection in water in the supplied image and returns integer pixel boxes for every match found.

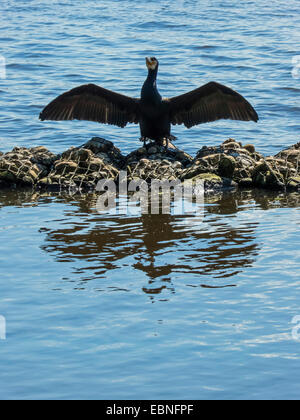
[0,188,299,297]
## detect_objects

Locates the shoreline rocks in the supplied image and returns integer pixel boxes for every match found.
[0,137,299,193]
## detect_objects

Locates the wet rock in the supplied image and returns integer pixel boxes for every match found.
[41,144,119,191]
[252,160,285,189]
[125,141,193,168]
[275,142,300,167]
[127,158,183,183]
[195,140,263,181]
[238,177,253,187]
[0,146,56,187]
[180,158,212,180]
[148,146,158,154]
[218,154,236,178]
[286,176,300,191]
[244,144,256,154]
[185,172,237,192]
[223,141,240,150]
[1,137,299,193]
[81,137,126,168]
[196,145,225,159]
[250,151,300,190]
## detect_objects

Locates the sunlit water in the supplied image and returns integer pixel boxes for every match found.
[0,0,300,400]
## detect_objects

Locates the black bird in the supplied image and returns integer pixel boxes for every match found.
[39,57,259,147]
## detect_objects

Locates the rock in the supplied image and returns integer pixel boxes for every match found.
[125,141,193,171]
[39,142,120,191]
[83,137,114,153]
[235,155,256,168]
[180,159,212,180]
[244,144,256,154]
[275,142,300,166]
[238,178,253,187]
[137,147,147,155]
[186,172,237,192]
[81,137,125,168]
[0,146,57,186]
[252,160,271,176]
[148,146,158,154]
[0,137,299,193]
[196,145,225,159]
[286,176,300,191]
[127,158,182,183]
[265,170,285,189]
[223,138,238,145]
[54,160,78,174]
[223,141,240,150]
[218,154,236,178]
[202,153,221,167]
[175,150,193,163]
[252,160,285,189]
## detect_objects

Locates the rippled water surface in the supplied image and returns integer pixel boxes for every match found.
[0,0,300,400]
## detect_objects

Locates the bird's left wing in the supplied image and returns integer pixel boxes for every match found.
[39,83,140,127]
[165,81,259,128]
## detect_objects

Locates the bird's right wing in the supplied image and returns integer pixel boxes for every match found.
[39,84,140,127]
[166,81,259,128]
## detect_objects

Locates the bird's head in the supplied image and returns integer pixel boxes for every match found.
[146,57,159,71]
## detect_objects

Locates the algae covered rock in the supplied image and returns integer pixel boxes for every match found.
[218,154,236,178]
[184,172,237,192]
[275,142,300,167]
[286,176,300,190]
[180,158,212,180]
[193,138,262,187]
[251,149,299,190]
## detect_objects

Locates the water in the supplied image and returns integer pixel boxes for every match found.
[0,0,300,400]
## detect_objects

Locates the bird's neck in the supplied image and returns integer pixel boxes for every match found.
[141,68,161,102]
[146,67,158,84]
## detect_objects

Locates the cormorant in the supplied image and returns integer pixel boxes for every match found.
[39,57,259,146]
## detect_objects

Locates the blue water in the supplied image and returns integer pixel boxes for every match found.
[0,0,300,400]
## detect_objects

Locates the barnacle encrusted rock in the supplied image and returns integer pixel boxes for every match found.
[80,137,126,169]
[125,141,191,183]
[0,146,56,187]
[38,141,120,190]
[0,138,299,192]
[127,158,184,182]
[126,141,193,168]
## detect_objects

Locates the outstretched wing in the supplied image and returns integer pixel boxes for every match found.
[39,83,140,127]
[166,81,258,128]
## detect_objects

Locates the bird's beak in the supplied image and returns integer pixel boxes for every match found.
[146,57,157,70]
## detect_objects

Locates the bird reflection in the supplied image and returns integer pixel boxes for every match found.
[39,190,263,296]
[1,189,299,299]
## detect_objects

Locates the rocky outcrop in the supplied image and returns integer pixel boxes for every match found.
[38,139,121,191]
[0,137,299,192]
[0,146,56,188]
